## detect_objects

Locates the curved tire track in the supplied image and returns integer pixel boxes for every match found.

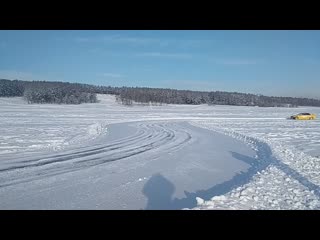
[0,121,192,187]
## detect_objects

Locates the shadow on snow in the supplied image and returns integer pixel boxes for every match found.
[142,141,320,210]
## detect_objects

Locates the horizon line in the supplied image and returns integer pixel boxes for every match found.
[1,78,319,101]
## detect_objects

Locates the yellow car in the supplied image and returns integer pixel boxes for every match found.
[290,113,316,120]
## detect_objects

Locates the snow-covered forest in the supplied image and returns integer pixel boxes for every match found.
[1,79,320,107]
[0,79,97,104]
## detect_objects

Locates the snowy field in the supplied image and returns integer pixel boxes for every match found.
[0,94,320,209]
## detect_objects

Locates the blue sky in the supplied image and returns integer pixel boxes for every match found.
[0,30,319,99]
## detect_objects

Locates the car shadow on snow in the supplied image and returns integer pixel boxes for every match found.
[142,150,271,210]
[142,142,320,210]
[172,151,272,209]
[142,173,176,210]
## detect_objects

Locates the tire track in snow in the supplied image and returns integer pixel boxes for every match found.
[0,121,192,187]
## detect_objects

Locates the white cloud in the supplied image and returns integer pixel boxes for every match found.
[136,52,191,58]
[75,37,91,43]
[160,79,221,91]
[0,70,40,80]
[74,35,210,48]
[75,35,161,45]
[101,73,123,78]
[112,36,158,45]
[213,59,258,65]
[0,70,62,82]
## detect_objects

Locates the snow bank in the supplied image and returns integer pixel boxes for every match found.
[188,120,320,210]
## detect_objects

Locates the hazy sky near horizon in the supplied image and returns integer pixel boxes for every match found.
[0,30,319,99]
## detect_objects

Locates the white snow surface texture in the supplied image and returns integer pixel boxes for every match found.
[0,94,319,209]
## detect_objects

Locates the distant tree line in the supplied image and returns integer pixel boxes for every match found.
[1,79,320,107]
[0,79,25,97]
[117,87,320,107]
[0,79,97,104]
[117,87,208,105]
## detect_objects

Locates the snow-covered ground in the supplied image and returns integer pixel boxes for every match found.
[0,94,319,209]
[188,121,320,210]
